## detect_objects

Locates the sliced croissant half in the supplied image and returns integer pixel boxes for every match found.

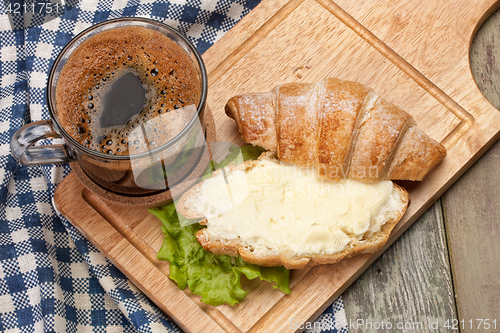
[175,78,444,269]
[225,78,446,182]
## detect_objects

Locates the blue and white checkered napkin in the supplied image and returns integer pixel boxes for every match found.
[0,1,349,332]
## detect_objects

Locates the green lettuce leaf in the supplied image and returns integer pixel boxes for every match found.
[151,144,290,306]
[151,202,290,306]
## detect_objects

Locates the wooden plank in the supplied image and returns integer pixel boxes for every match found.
[443,149,500,325]
[470,7,500,110]
[343,201,458,332]
[441,7,500,325]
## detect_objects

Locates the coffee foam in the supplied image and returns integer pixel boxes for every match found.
[55,25,201,155]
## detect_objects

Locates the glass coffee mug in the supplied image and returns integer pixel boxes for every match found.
[11,18,210,200]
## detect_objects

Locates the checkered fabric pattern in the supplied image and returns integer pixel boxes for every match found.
[0,0,349,332]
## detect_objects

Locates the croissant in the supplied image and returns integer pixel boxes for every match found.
[225,78,446,182]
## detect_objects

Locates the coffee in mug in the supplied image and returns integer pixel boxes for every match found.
[55,25,201,156]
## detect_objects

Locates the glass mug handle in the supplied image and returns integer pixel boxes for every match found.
[11,120,77,165]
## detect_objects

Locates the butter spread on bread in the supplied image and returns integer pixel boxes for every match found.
[177,152,409,269]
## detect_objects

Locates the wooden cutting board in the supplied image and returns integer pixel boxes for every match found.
[55,0,500,332]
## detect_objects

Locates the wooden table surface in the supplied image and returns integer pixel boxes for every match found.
[343,7,500,333]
